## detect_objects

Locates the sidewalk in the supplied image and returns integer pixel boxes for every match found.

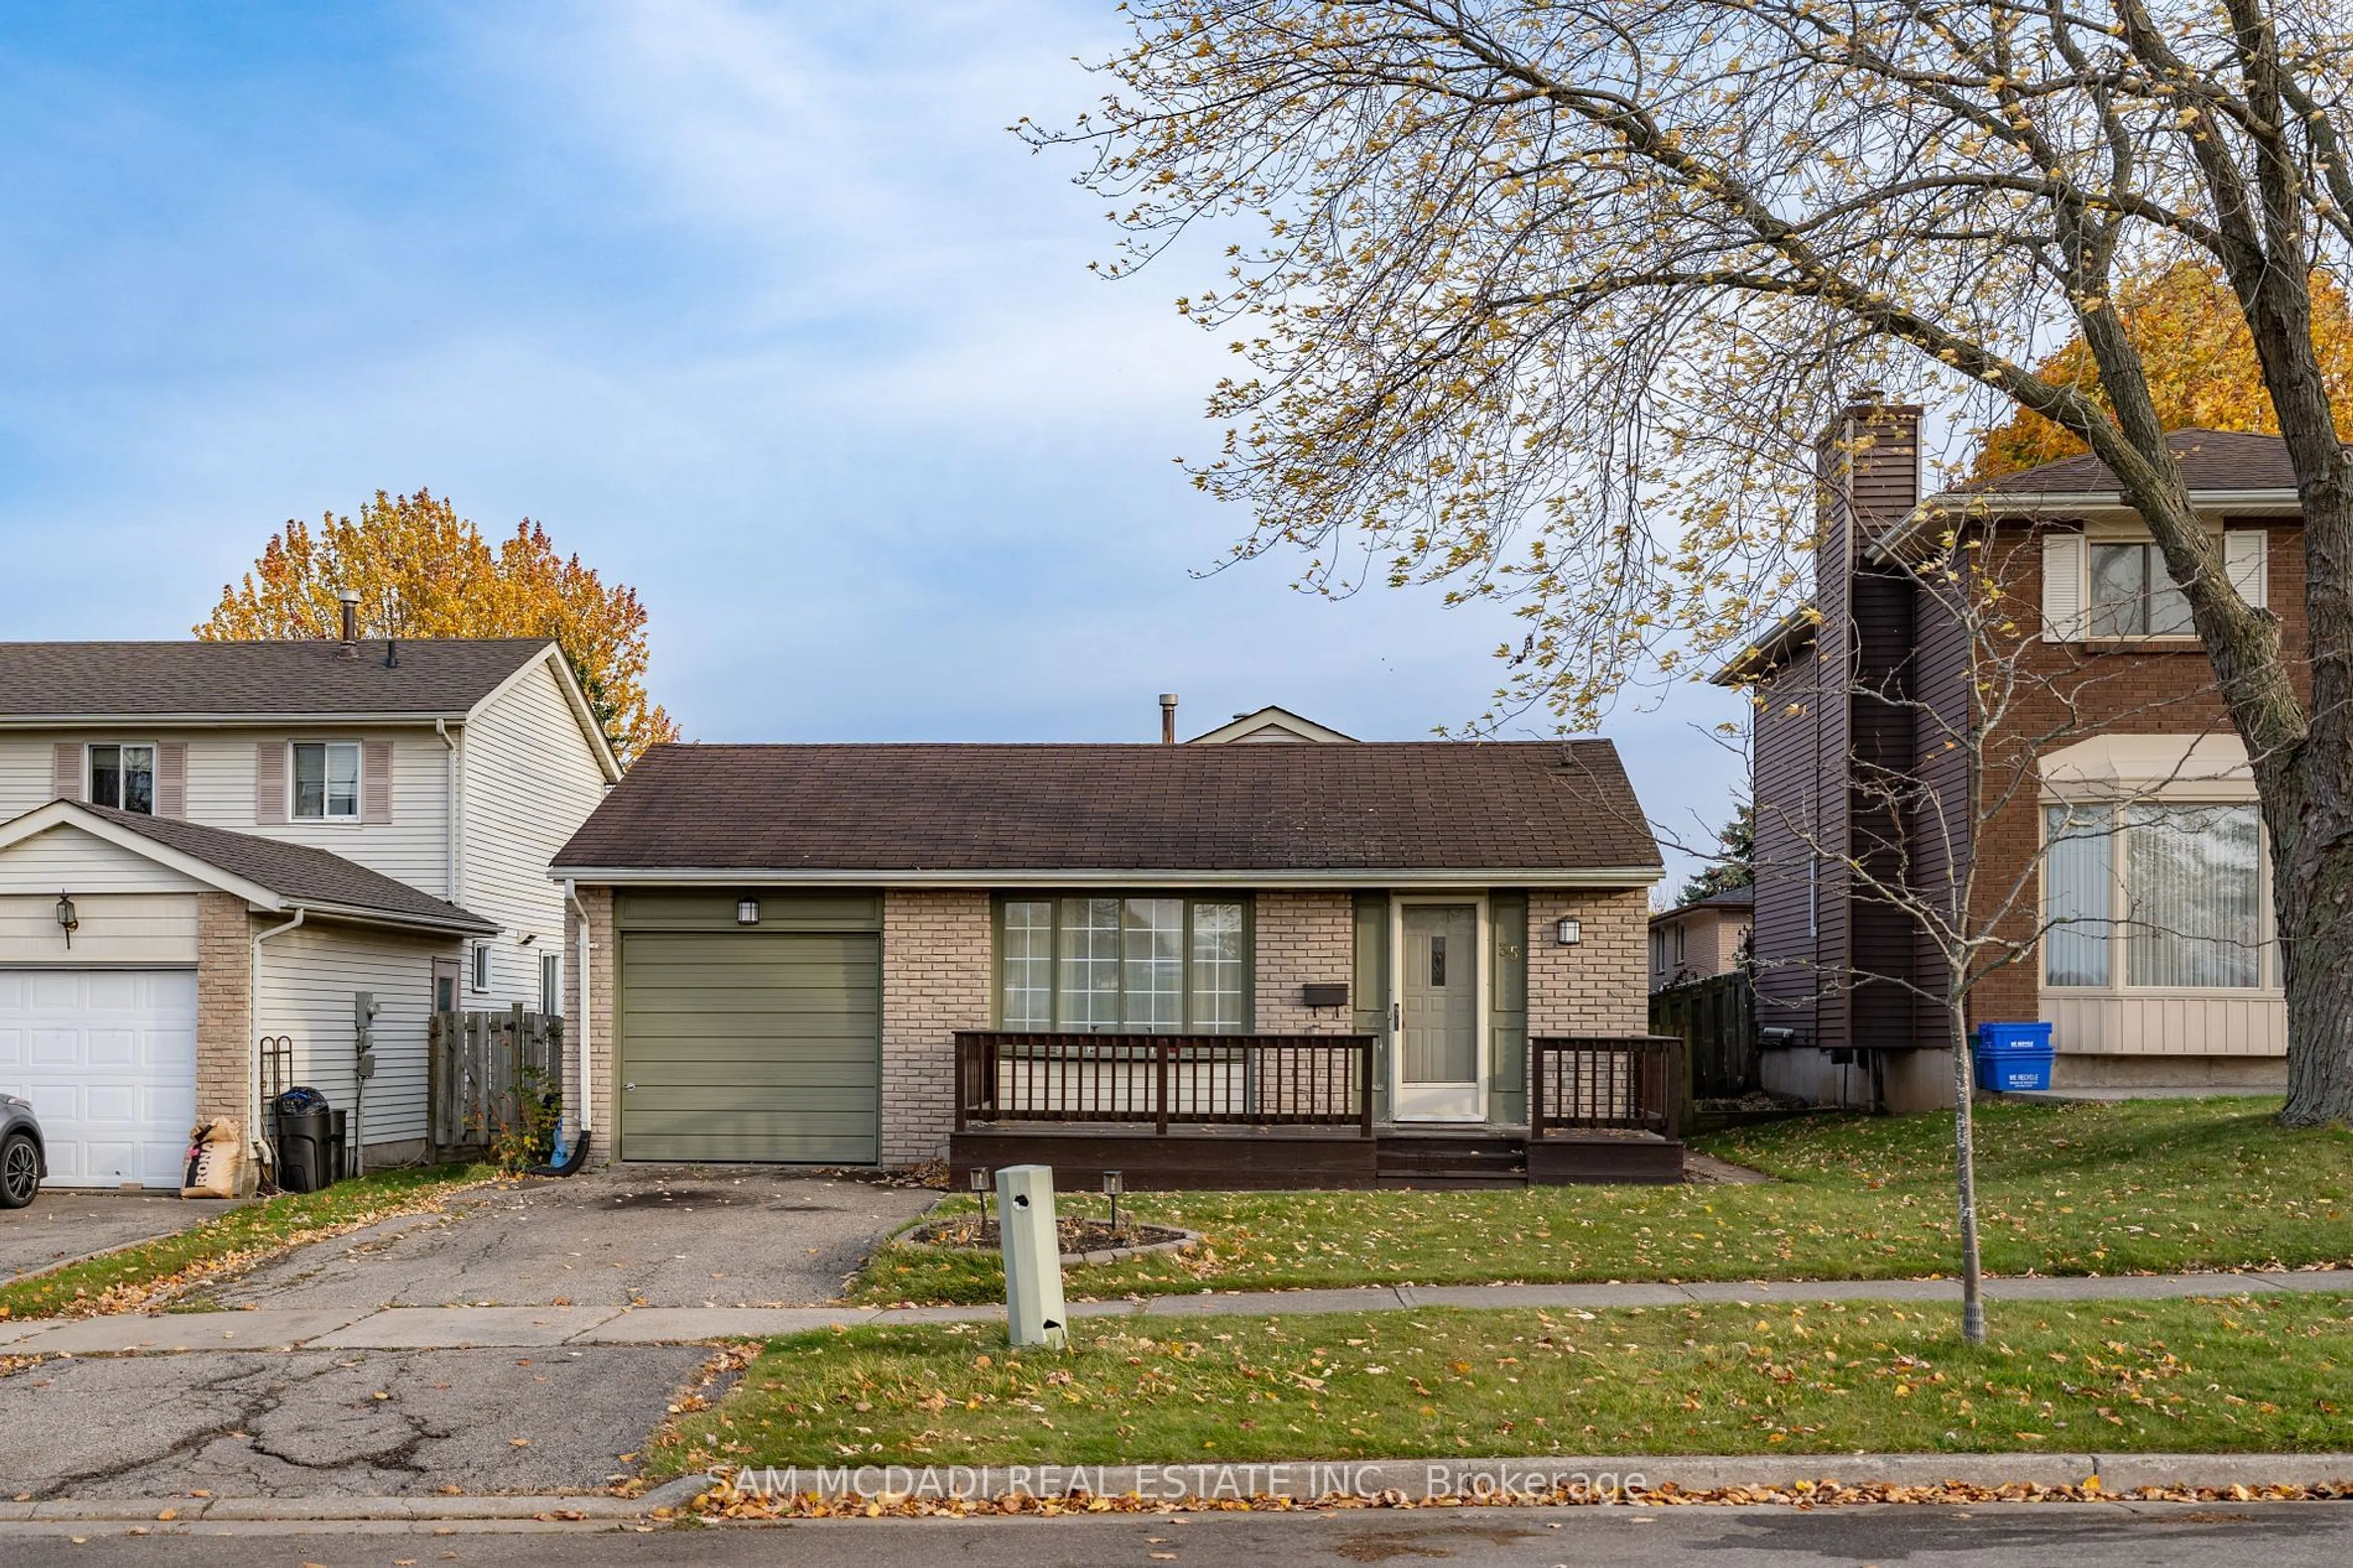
[4,1267,2347,1354]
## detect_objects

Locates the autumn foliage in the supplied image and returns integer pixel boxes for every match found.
[199,490,678,763]
[1971,263,2353,480]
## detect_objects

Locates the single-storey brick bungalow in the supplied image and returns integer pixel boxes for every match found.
[550,737,1676,1188]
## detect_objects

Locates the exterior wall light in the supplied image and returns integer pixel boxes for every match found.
[56,892,78,949]
[1555,916,1582,946]
[736,897,760,926]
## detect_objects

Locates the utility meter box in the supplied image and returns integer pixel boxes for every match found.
[995,1164,1068,1350]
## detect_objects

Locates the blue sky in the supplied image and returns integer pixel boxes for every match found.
[0,1,1746,892]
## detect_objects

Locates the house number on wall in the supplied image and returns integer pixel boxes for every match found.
[1499,942,1522,960]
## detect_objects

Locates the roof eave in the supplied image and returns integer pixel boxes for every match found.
[550,865,1665,889]
[1709,605,1819,687]
[1870,486,2306,564]
[0,711,479,730]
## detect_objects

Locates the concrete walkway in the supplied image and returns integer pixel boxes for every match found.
[6,1268,2348,1354]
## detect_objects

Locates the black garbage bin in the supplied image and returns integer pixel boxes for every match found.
[275,1088,333,1194]
[328,1110,349,1183]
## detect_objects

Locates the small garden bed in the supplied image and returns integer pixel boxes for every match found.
[901,1214,1196,1264]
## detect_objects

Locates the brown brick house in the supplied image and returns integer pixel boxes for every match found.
[550,737,1675,1187]
[1716,407,2305,1110]
[1648,886,1752,992]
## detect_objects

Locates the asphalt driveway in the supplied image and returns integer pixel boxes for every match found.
[0,1192,243,1282]
[210,1165,939,1310]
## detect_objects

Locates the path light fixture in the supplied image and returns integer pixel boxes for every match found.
[1555,915,1582,946]
[735,896,760,926]
[55,893,77,949]
[969,1165,990,1232]
[1102,1168,1124,1236]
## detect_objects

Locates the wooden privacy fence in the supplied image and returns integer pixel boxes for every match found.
[1649,971,1759,1100]
[1529,1036,1684,1140]
[430,1006,564,1154]
[955,1031,1377,1135]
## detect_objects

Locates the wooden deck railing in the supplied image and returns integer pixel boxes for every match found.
[1529,1036,1683,1140]
[955,1031,1377,1137]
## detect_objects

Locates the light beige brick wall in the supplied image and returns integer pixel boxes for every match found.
[1253,891,1355,1033]
[570,884,616,1150]
[880,888,992,1166]
[1528,888,1650,1036]
[195,893,253,1127]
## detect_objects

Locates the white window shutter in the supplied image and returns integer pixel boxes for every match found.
[155,742,188,818]
[2041,531,2086,641]
[51,743,81,801]
[256,741,287,825]
[362,740,393,824]
[2225,528,2269,608]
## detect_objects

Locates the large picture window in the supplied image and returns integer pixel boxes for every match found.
[998,895,1251,1032]
[2044,803,2265,989]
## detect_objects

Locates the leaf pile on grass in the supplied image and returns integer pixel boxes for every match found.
[857,1099,2352,1303]
[695,1475,2352,1520]
[654,1292,2353,1474]
[0,1164,497,1322]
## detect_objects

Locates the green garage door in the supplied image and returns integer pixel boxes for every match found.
[618,931,880,1163]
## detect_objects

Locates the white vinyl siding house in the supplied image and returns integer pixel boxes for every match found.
[0,639,620,1183]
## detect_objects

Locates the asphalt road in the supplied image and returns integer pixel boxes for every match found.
[4,1502,2352,1566]
[0,1345,712,1496]
[211,1167,937,1309]
[0,1193,240,1281]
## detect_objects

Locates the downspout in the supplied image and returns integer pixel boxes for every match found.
[249,907,306,1186]
[564,878,593,1137]
[434,719,460,901]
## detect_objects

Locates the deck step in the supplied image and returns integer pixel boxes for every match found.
[1373,1137,1529,1184]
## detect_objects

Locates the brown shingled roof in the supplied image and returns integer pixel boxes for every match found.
[553,742,1661,877]
[78,805,496,933]
[1970,429,2300,494]
[0,639,555,719]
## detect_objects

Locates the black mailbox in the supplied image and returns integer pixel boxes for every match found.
[1300,982,1349,1010]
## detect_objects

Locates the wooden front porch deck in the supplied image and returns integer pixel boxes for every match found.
[950,1029,1687,1189]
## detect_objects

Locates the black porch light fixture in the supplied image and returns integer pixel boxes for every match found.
[735,896,760,926]
[1555,915,1582,945]
[55,892,78,949]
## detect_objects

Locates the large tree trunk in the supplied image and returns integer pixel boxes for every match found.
[2272,752,2353,1126]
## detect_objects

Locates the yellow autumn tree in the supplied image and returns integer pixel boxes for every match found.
[1972,263,2353,480]
[199,490,679,764]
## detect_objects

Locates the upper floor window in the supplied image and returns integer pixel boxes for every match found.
[2088,541,2194,638]
[471,942,493,993]
[999,895,1249,1033]
[292,741,361,820]
[89,744,155,814]
[541,952,562,1015]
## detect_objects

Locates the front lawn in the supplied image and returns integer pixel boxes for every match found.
[854,1098,2352,1303]
[653,1290,2353,1472]
[0,1162,496,1321]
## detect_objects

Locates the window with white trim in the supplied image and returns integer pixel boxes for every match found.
[292,741,362,820]
[2087,541,2194,638]
[2044,802,2267,989]
[471,942,492,993]
[541,952,562,1015]
[89,743,156,814]
[998,895,1251,1032]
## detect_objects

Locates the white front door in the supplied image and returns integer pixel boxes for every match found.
[0,969,199,1189]
[1393,903,1484,1121]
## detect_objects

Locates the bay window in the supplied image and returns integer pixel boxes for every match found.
[998,895,1250,1032]
[2043,802,2266,989]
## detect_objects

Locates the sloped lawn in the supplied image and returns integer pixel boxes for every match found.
[853,1098,2351,1305]
[656,1290,2353,1471]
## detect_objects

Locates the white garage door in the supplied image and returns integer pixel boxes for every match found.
[0,970,199,1189]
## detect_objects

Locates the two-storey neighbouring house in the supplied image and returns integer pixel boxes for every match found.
[0,634,618,1185]
[1648,886,1752,993]
[1715,404,2305,1110]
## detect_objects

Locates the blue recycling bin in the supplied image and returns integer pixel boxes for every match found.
[1973,1022,2054,1092]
